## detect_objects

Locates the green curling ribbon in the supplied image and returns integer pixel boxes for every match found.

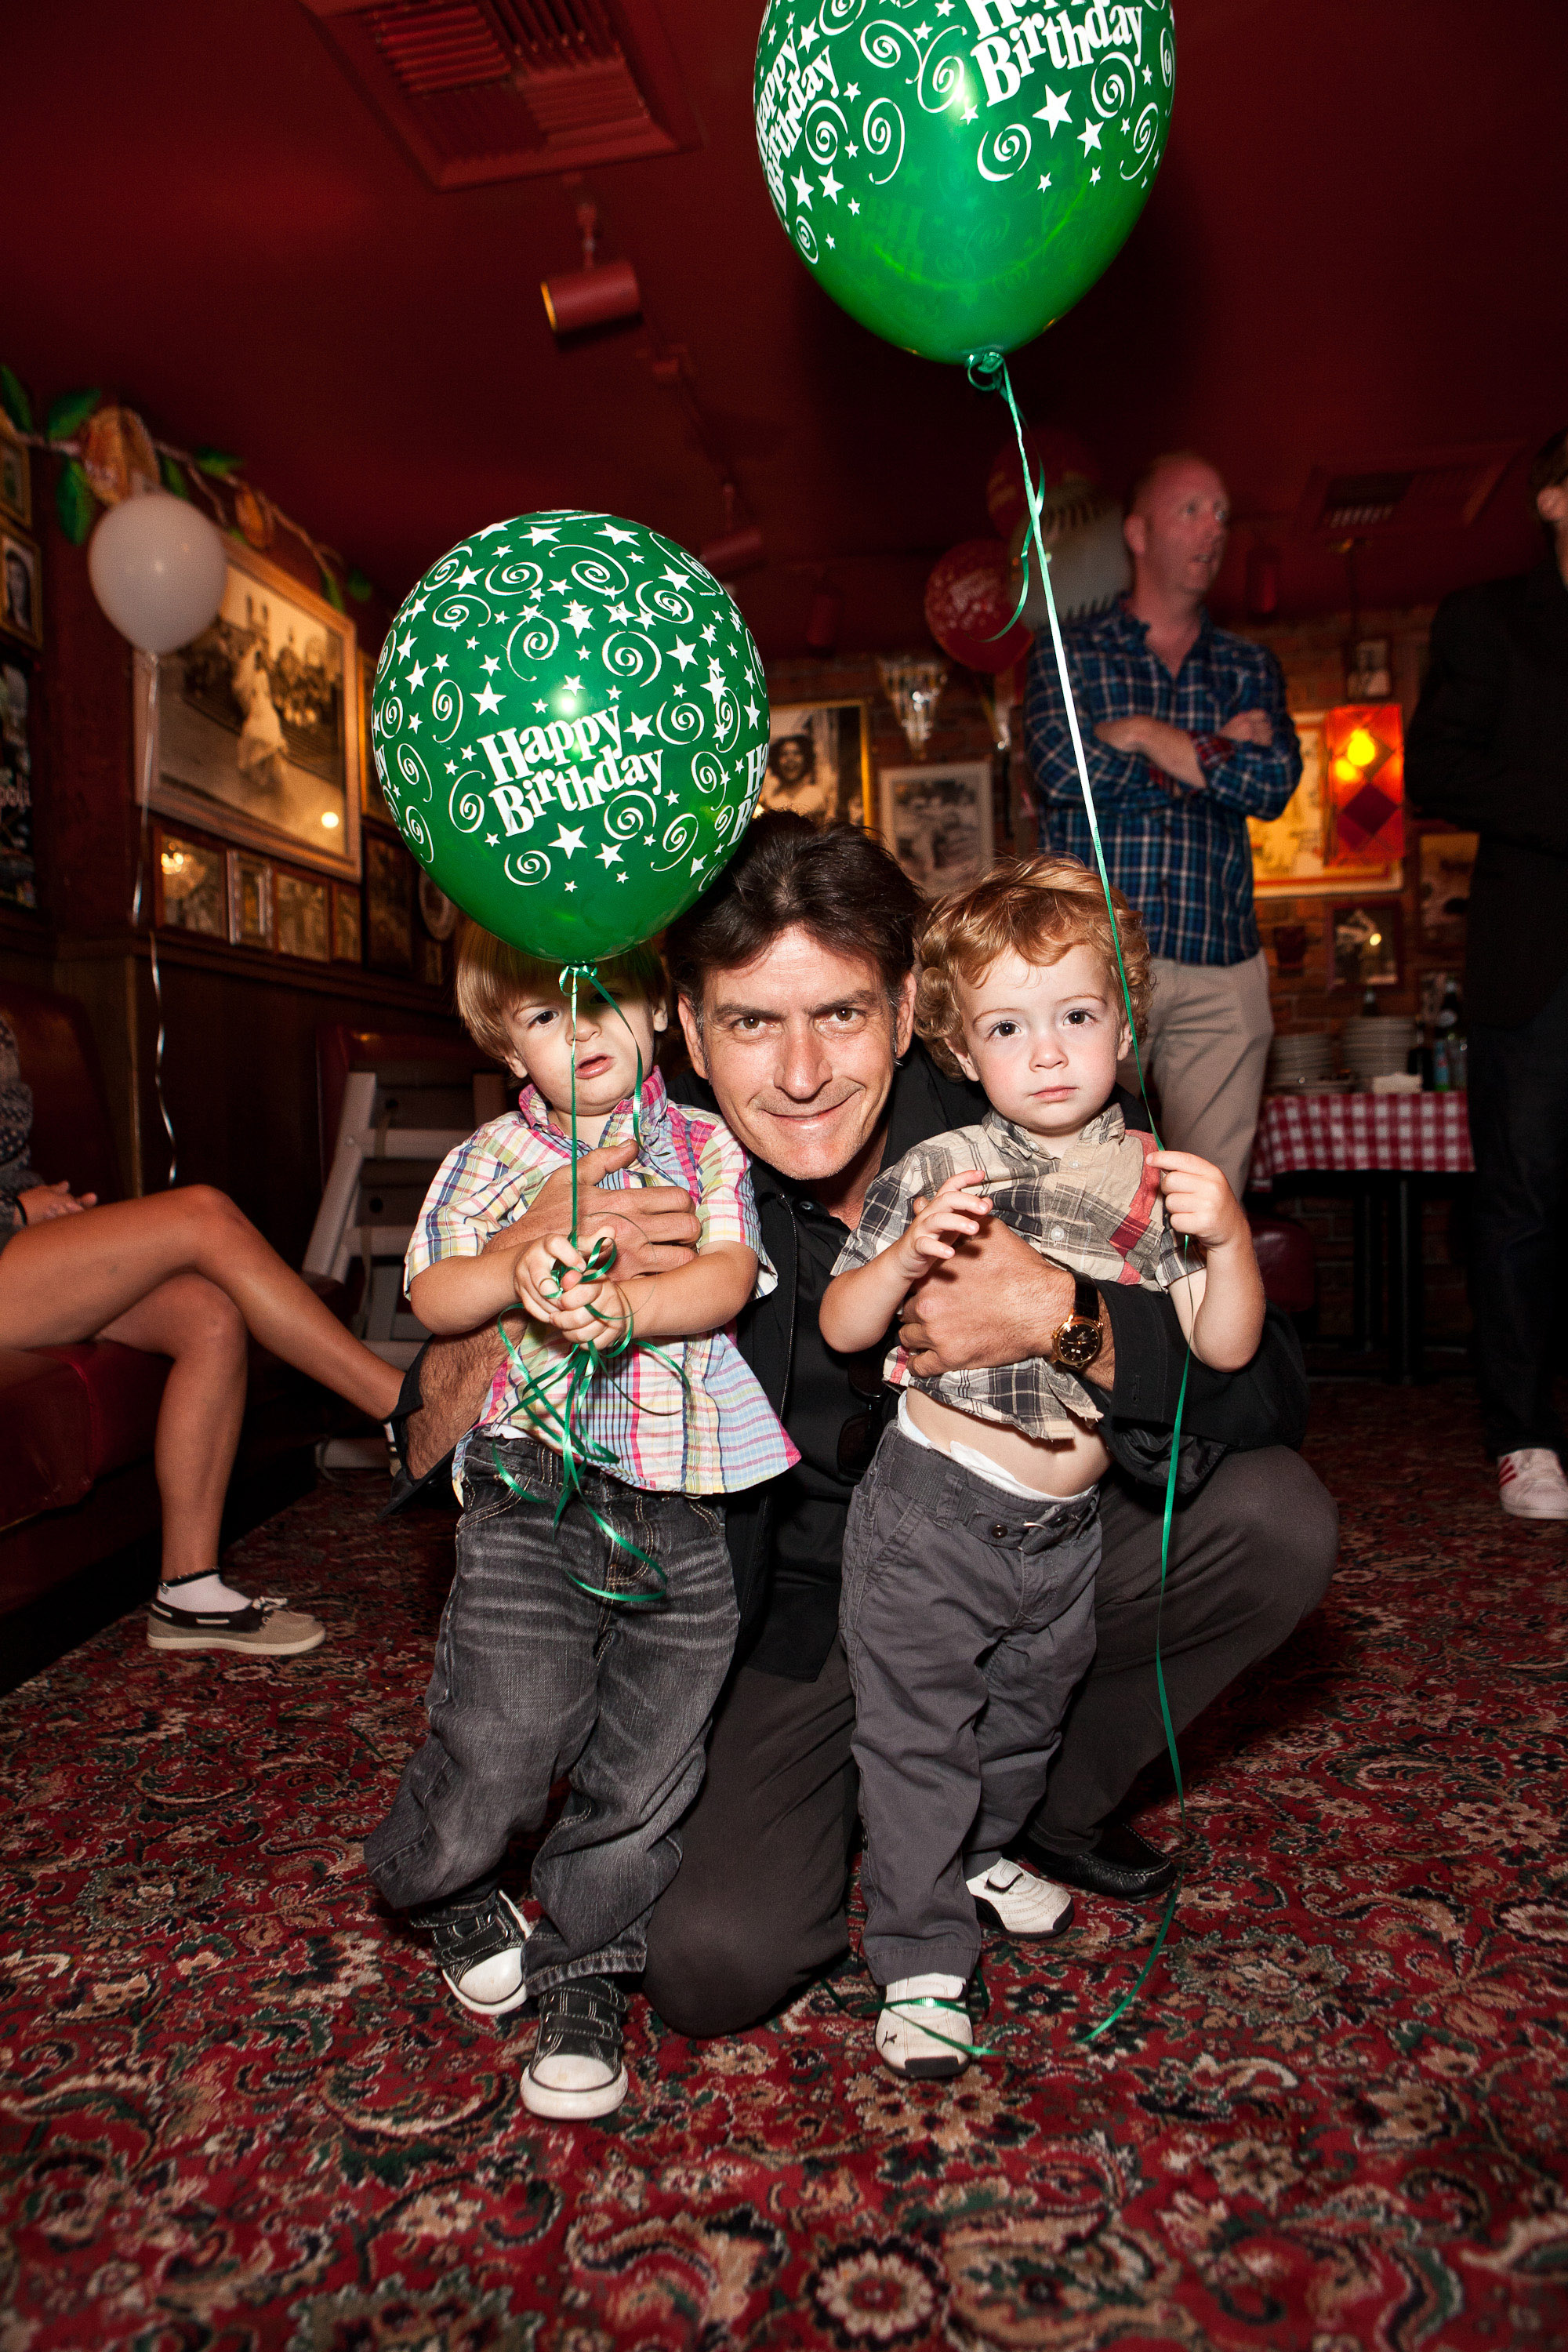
[485,964,691,1610]
[826,1959,998,2063]
[969,347,1191,2042]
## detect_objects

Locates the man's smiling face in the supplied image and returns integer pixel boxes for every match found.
[679,924,915,1186]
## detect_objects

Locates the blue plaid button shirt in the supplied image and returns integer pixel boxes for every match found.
[1023,599,1301,965]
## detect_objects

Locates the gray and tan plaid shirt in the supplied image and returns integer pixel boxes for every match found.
[832,1102,1185,1437]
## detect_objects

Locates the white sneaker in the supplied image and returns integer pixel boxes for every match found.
[876,1975,972,2080]
[1499,1449,1568,1521]
[430,1889,532,2017]
[966,1857,1075,1939]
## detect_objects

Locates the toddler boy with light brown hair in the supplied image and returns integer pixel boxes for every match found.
[819,853,1264,2080]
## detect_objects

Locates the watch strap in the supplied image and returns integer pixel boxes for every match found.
[1072,1273,1098,1324]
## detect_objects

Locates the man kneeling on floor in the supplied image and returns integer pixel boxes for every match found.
[389,818,1338,2093]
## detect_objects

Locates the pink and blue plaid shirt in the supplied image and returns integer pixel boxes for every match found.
[406,1069,798,1499]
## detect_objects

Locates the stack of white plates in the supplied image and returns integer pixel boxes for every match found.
[1341,1016,1417,1090]
[1267,1033,1334,1093]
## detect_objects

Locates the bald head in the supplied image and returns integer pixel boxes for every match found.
[1124,453,1230,608]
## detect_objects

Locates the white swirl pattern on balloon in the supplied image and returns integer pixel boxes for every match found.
[448,779,485,834]
[861,97,905,187]
[1123,101,1160,180]
[430,679,463,742]
[978,121,1032,182]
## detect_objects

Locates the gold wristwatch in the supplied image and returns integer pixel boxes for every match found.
[1050,1273,1105,1374]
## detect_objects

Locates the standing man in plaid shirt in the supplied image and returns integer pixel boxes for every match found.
[1025,452,1301,1196]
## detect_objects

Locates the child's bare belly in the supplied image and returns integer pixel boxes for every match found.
[904,1387,1109,1496]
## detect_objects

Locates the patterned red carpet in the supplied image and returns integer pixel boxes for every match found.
[4,1380,1567,2351]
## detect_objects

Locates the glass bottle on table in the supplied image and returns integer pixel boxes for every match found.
[1436,976,1466,1091]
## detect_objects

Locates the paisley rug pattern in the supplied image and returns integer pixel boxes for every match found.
[2,1379,1566,2350]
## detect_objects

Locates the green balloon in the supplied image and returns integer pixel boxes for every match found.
[754,0,1174,365]
[371,514,771,964]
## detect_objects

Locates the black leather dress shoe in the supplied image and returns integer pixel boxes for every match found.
[1016,1820,1180,1901]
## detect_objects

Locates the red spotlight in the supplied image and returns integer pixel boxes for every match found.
[541,257,641,336]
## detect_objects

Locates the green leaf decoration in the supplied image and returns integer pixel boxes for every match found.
[46,387,102,442]
[56,459,96,545]
[319,562,346,613]
[0,365,33,435]
[195,446,243,478]
[159,452,191,499]
[347,568,374,603]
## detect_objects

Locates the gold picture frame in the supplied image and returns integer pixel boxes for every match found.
[227,850,274,949]
[138,538,361,880]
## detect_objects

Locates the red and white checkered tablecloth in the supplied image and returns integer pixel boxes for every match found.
[1248,1091,1475,1189]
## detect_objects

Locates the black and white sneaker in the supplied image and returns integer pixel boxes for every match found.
[522,1974,629,2119]
[427,1889,532,2017]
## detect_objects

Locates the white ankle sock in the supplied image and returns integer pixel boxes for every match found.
[157,1573,251,1613]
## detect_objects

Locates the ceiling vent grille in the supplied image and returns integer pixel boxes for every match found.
[302,0,699,186]
[1294,445,1520,539]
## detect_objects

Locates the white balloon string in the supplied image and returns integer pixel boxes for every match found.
[129,655,177,1187]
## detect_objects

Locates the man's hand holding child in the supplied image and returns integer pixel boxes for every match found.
[515,1225,633,1350]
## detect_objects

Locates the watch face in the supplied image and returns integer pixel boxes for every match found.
[1054,1319,1103,1373]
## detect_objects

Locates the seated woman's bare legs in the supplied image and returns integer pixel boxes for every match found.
[99,1273,249,1584]
[0,1185,403,1422]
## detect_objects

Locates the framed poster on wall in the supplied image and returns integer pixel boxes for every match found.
[139,539,361,880]
[879,760,994,894]
[1248,710,1403,896]
[761,699,872,827]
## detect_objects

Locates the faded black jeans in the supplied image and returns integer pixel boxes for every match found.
[364,1434,739,1996]
[1468,971,1568,1460]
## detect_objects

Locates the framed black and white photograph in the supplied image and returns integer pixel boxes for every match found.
[880,760,995,895]
[760,699,871,828]
[137,539,361,880]
[274,869,331,962]
[0,417,31,529]
[1,525,42,651]
[332,884,362,964]
[1330,900,1403,993]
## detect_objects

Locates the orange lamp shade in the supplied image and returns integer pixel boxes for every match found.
[1323,702,1404,866]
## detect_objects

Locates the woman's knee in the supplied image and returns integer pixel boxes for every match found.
[172,1183,253,1250]
[160,1271,249,1363]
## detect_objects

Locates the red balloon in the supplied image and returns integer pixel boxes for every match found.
[924,539,1033,675]
[985,425,1098,540]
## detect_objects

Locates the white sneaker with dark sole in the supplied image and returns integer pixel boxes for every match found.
[522,1976,629,2119]
[1499,1449,1568,1521]
[146,1597,325,1655]
[967,1858,1076,1939]
[875,1975,972,2080]
[430,1889,532,2018]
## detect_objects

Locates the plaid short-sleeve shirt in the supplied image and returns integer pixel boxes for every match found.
[831,1102,1185,1438]
[406,1069,797,1497]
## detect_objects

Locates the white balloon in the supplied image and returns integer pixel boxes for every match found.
[87,491,229,655]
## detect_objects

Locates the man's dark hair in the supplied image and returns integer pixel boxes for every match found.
[665,814,922,1011]
[1528,427,1568,543]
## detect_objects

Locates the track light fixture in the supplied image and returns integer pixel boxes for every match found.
[542,201,641,336]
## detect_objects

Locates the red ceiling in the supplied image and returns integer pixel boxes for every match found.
[8,1,1567,655]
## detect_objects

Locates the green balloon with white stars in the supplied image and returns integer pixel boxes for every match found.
[371,513,771,964]
[754,0,1174,366]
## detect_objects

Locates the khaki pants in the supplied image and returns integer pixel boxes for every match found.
[1119,948,1272,1198]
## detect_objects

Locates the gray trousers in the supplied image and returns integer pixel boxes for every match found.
[840,1425,1099,1984]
